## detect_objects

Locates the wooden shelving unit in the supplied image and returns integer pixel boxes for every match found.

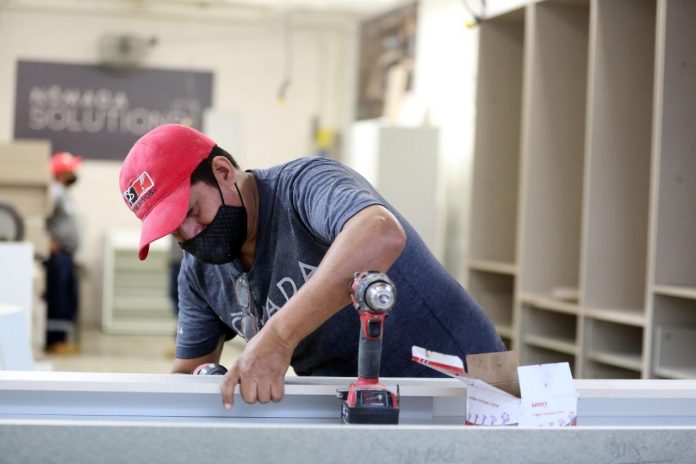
[469,0,695,379]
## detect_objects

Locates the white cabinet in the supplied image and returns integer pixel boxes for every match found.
[101,231,175,334]
[468,0,696,379]
[348,121,443,260]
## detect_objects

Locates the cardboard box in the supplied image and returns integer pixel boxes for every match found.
[412,346,578,427]
[0,140,51,186]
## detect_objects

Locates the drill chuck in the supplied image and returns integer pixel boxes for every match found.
[350,272,396,314]
[365,282,395,312]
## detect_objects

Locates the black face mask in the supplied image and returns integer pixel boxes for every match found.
[180,182,247,265]
[65,175,78,186]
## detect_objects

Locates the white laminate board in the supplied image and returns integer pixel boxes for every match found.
[581,0,655,311]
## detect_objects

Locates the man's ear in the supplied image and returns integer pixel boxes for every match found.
[210,156,237,186]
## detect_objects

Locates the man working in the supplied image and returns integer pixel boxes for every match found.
[119,124,504,410]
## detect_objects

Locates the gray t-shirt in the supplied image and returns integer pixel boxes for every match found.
[176,157,504,376]
[46,182,80,254]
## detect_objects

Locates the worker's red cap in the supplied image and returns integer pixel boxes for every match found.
[119,124,216,260]
[50,152,82,176]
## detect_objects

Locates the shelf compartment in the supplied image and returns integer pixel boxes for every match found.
[520,345,575,373]
[496,324,513,340]
[499,335,512,352]
[522,304,577,350]
[583,318,643,376]
[468,260,517,276]
[469,10,525,265]
[654,326,696,380]
[517,0,589,296]
[652,294,696,327]
[114,251,168,271]
[581,0,654,311]
[519,292,579,315]
[653,0,696,288]
[651,295,696,379]
[468,270,515,332]
[112,306,174,320]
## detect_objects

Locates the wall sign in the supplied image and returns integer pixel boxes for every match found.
[14,60,213,160]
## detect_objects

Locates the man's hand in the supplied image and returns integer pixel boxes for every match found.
[220,324,294,409]
[219,205,406,409]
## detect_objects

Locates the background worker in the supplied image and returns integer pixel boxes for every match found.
[118,124,505,409]
[44,152,82,354]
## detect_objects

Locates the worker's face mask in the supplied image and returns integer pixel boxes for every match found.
[179,181,247,265]
[64,174,78,187]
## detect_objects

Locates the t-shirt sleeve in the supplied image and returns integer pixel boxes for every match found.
[290,158,385,245]
[175,261,234,359]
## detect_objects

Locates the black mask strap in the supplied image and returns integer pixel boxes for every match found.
[212,178,245,209]
[234,183,246,209]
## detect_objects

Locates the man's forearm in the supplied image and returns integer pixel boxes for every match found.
[171,335,226,374]
[264,205,406,348]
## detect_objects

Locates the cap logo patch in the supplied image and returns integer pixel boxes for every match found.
[124,172,155,210]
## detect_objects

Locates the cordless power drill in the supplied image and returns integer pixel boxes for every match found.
[338,271,400,424]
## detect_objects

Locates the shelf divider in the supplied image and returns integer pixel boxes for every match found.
[523,334,576,356]
[468,259,517,276]
[653,285,696,301]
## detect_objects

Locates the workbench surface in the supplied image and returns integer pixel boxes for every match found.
[1,372,696,463]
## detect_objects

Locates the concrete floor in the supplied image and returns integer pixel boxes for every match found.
[35,327,246,374]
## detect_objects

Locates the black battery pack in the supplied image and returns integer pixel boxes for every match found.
[337,389,400,424]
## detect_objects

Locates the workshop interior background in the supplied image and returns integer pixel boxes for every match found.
[0,0,694,381]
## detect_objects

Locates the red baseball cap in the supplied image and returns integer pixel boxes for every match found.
[119,124,216,260]
[50,152,82,176]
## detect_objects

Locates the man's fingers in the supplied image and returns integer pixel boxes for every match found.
[270,382,284,403]
[257,384,271,404]
[240,379,258,404]
[220,368,239,410]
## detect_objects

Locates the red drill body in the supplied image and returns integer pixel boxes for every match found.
[339,271,400,424]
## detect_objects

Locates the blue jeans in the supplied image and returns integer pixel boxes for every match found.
[44,250,78,346]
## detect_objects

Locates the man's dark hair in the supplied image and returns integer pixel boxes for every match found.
[190,146,240,186]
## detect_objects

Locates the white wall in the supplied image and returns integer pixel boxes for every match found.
[412,0,479,282]
[0,5,356,327]
[346,0,480,282]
